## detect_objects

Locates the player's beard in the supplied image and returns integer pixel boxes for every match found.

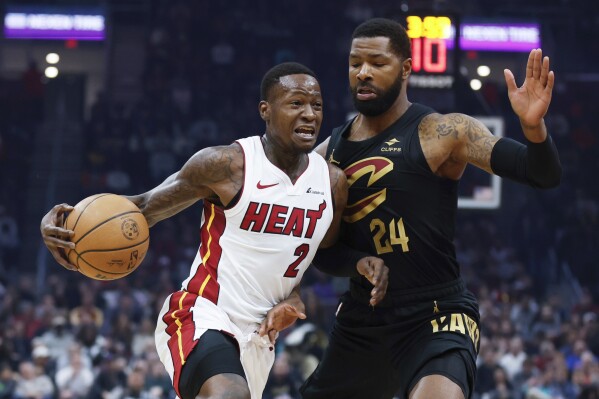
[351,74,403,117]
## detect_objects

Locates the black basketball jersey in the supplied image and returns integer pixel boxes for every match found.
[326,103,461,294]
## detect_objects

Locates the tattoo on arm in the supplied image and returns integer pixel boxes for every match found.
[446,113,498,170]
[190,144,243,193]
[141,143,244,226]
[436,119,459,139]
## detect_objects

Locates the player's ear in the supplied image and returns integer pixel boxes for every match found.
[402,58,412,79]
[259,100,270,122]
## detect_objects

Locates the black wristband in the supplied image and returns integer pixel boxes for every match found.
[312,241,370,278]
[527,135,562,188]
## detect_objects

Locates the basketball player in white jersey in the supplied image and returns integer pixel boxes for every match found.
[40,62,389,399]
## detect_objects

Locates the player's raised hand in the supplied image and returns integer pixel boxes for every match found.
[356,257,389,306]
[259,302,306,344]
[40,203,77,271]
[504,48,555,139]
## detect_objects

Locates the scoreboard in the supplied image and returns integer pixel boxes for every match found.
[406,15,452,74]
[405,15,456,90]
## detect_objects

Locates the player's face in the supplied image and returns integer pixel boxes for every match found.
[262,74,323,154]
[349,37,405,117]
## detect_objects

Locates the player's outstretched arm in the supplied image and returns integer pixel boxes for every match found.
[40,143,244,270]
[428,49,560,188]
[126,143,243,227]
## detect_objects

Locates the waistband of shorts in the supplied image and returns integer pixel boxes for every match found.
[349,277,466,307]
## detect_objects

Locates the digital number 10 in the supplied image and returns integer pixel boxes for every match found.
[411,38,447,73]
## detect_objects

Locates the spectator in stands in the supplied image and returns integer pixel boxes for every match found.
[88,356,128,399]
[0,362,16,399]
[500,336,528,380]
[69,289,104,329]
[512,358,541,399]
[486,366,516,399]
[14,361,54,399]
[572,351,599,391]
[55,350,94,399]
[31,344,55,379]
[531,304,563,341]
[38,315,74,362]
[263,351,302,399]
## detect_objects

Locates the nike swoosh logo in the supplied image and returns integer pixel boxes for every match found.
[257,181,279,189]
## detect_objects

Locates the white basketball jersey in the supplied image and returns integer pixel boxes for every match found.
[181,136,334,329]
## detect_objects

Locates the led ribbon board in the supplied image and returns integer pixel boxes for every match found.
[459,23,540,52]
[4,6,105,40]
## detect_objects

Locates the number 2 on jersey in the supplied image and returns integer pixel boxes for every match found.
[284,243,309,278]
[370,218,410,254]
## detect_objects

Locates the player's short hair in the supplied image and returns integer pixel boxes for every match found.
[352,18,412,61]
[260,62,317,101]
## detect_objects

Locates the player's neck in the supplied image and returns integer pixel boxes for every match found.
[261,135,307,183]
[351,97,411,140]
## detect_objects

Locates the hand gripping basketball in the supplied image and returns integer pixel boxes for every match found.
[63,194,150,280]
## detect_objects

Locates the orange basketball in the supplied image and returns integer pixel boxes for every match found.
[63,193,150,280]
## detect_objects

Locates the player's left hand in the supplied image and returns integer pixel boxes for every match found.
[356,256,389,306]
[504,48,554,140]
[259,302,306,344]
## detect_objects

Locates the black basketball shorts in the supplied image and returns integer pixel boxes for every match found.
[178,330,246,399]
[300,278,480,399]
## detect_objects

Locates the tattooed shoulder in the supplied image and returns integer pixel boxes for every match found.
[188,143,244,185]
[420,113,459,140]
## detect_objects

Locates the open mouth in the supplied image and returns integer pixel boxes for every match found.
[295,126,316,139]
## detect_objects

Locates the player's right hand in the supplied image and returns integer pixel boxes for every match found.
[356,257,389,306]
[259,302,306,345]
[40,203,77,271]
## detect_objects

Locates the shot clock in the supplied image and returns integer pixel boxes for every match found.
[406,15,452,74]
[404,15,457,91]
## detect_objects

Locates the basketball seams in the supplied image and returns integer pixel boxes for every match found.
[74,210,143,245]
[78,236,150,255]
[76,253,134,276]
[66,194,149,280]
[66,193,112,231]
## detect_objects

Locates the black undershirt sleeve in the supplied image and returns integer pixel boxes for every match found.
[312,241,369,278]
[490,135,561,189]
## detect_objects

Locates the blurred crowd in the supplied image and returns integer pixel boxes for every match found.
[1,0,599,398]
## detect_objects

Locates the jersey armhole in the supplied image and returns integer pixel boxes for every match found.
[224,138,251,215]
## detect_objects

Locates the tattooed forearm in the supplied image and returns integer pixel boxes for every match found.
[141,185,199,227]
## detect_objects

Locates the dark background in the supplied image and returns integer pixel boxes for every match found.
[0,1,598,398]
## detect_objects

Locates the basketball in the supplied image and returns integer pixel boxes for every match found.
[63,193,150,280]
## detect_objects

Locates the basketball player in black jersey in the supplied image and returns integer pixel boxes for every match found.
[300,18,561,399]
